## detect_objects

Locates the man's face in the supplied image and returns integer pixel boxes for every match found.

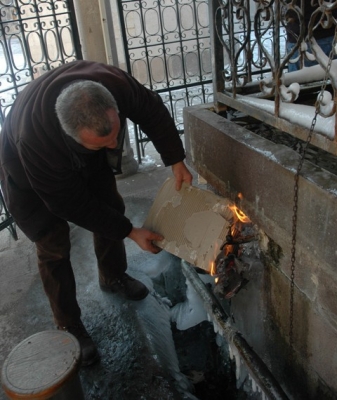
[78,109,120,150]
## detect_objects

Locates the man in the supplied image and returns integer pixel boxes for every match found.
[0,60,193,366]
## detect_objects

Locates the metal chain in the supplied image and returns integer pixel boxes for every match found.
[289,26,337,354]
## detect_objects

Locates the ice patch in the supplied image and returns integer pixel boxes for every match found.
[138,155,162,172]
[134,291,198,399]
[328,188,337,196]
[170,276,209,330]
[128,262,198,399]
[130,251,173,279]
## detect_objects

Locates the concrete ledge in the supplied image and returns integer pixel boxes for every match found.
[183,104,337,398]
[184,104,337,274]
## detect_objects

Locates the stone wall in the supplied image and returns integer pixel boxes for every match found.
[183,104,337,399]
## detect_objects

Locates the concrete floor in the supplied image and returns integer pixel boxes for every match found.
[0,154,197,400]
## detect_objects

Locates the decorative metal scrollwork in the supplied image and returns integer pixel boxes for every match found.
[118,0,213,159]
[0,0,79,126]
[214,0,337,146]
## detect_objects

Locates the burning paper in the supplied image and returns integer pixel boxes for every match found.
[143,177,232,270]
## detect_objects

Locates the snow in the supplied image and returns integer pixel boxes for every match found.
[316,90,335,116]
[249,146,278,161]
[170,276,209,330]
[128,264,198,398]
[239,95,335,139]
[282,60,337,86]
[134,249,172,279]
[280,83,300,102]
[138,155,163,172]
[130,251,274,399]
[229,343,242,381]
[259,53,337,134]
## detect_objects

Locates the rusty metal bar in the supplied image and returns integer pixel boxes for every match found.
[182,260,289,400]
[211,0,337,156]
[209,0,225,112]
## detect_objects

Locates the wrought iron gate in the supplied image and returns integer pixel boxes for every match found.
[0,0,81,238]
[0,0,81,125]
[117,0,213,161]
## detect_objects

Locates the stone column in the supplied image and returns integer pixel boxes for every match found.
[72,0,139,177]
[72,0,107,63]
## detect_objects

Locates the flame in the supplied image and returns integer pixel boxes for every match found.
[229,204,251,224]
[209,241,221,276]
[210,261,216,276]
[209,261,220,284]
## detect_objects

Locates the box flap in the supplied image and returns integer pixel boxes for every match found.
[143,178,233,271]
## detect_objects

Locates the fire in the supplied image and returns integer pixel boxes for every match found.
[209,241,220,276]
[209,260,219,283]
[209,195,254,299]
[209,197,251,289]
[210,261,216,276]
[229,204,251,224]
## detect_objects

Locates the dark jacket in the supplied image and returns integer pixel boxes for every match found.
[0,60,186,241]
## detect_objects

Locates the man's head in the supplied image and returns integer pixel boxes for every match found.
[55,80,120,150]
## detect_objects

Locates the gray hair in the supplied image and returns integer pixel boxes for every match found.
[55,80,119,140]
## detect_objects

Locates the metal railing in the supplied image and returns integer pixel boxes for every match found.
[117,0,214,161]
[0,0,81,126]
[0,188,17,240]
[210,0,337,156]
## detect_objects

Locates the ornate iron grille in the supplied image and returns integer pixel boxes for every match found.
[211,0,337,156]
[0,188,17,239]
[0,0,81,126]
[117,0,213,161]
[0,0,81,239]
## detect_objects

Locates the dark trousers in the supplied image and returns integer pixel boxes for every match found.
[35,167,127,327]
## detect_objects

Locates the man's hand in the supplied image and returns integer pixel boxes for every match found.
[127,227,164,254]
[171,161,193,191]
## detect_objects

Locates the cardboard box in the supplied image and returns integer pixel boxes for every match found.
[143,178,233,271]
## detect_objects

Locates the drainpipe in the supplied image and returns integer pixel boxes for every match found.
[72,0,138,176]
[181,261,289,400]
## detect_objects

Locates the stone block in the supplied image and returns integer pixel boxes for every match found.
[183,104,337,398]
[184,104,337,277]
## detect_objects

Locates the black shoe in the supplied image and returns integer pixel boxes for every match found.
[57,320,100,367]
[100,273,149,300]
